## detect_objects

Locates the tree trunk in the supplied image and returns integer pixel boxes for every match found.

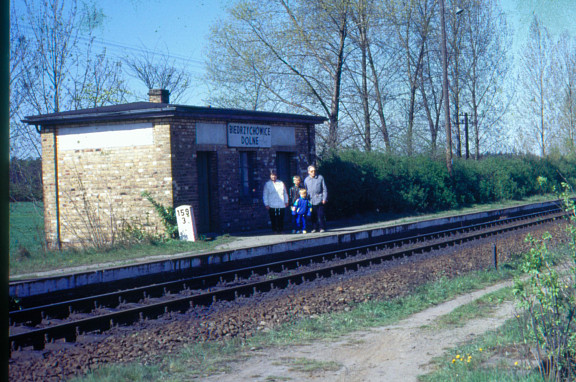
[440,0,453,175]
[327,7,348,151]
[368,43,390,152]
[361,30,371,151]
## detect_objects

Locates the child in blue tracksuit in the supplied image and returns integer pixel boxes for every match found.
[291,188,313,233]
[289,175,306,233]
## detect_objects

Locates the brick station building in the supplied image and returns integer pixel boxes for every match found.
[24,89,326,249]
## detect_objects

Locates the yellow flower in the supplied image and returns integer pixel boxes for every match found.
[479,348,483,352]
[456,355,460,359]
[514,361,519,366]
[452,359,456,363]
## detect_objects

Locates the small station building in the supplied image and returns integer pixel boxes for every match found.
[24,89,326,249]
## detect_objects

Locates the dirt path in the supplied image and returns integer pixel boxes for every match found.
[200,281,517,382]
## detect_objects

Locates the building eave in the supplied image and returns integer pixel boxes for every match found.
[22,103,328,128]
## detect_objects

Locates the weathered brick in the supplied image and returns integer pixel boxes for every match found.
[36,111,321,249]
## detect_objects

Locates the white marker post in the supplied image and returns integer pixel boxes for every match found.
[175,205,197,242]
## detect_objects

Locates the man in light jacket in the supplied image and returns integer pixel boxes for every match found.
[304,165,328,232]
[263,169,289,233]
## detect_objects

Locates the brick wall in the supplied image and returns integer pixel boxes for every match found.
[171,121,314,234]
[42,120,173,249]
[42,118,317,248]
[208,123,314,233]
[41,128,59,249]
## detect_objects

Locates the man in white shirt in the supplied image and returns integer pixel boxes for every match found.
[263,169,289,233]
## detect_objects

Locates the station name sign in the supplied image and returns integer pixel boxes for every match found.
[227,123,272,148]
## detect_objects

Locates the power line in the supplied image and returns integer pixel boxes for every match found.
[90,36,206,67]
[17,24,206,72]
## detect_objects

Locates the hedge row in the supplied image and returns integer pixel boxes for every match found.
[318,152,576,220]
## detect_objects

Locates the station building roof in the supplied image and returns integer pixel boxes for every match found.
[23,102,328,128]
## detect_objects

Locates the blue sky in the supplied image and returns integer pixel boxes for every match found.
[500,0,576,45]
[93,0,575,105]
[15,0,576,105]
[87,0,230,104]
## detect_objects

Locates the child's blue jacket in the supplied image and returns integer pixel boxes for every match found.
[292,197,312,216]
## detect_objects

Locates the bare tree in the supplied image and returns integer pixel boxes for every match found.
[9,7,30,122]
[204,0,352,153]
[204,20,274,111]
[9,6,38,158]
[20,0,80,114]
[10,0,81,158]
[518,16,557,156]
[73,48,129,109]
[420,35,443,154]
[365,15,399,153]
[461,0,511,159]
[555,33,576,154]
[202,0,515,158]
[344,0,396,152]
[385,0,436,156]
[10,0,130,157]
[124,48,193,103]
[345,0,373,151]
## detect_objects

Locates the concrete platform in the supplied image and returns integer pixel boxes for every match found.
[9,200,561,303]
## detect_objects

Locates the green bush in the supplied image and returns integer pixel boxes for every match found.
[513,184,576,380]
[318,152,576,220]
[141,191,178,239]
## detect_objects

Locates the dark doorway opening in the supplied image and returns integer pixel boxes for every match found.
[276,151,296,226]
[197,152,217,233]
[276,151,293,186]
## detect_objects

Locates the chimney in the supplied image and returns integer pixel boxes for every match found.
[148,89,170,104]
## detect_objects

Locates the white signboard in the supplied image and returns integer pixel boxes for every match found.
[227,123,272,148]
[176,205,197,242]
[196,123,226,144]
[59,123,153,150]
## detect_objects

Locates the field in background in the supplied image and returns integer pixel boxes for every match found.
[9,202,45,259]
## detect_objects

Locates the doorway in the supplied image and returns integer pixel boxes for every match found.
[196,152,217,233]
[276,151,293,186]
[276,151,295,226]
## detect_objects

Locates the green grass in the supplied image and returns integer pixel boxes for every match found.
[8,202,235,277]
[74,243,575,381]
[9,194,560,277]
[421,253,576,381]
[420,316,543,382]
[72,264,526,382]
[274,357,342,373]
[263,376,292,381]
[9,238,237,277]
[431,287,513,329]
[249,270,519,349]
[68,363,163,382]
[14,195,572,381]
[9,202,46,264]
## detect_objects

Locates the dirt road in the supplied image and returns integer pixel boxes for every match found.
[201,281,517,382]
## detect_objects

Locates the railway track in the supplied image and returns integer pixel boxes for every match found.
[9,206,567,353]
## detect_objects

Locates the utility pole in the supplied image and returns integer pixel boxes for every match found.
[440,0,453,176]
[464,112,469,159]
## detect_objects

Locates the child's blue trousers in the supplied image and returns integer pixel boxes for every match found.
[295,214,308,231]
